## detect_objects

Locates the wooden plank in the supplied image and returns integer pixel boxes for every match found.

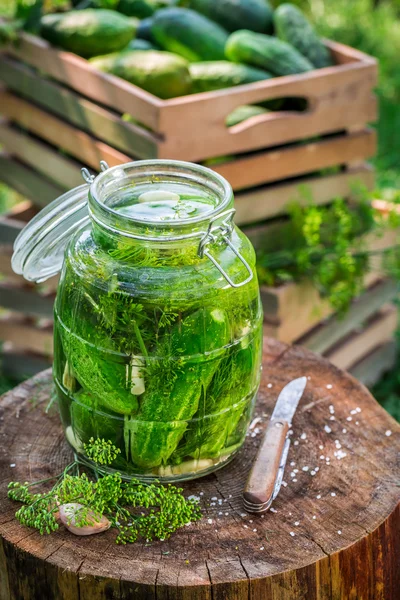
[0,315,53,356]
[0,283,54,318]
[349,341,397,387]
[324,304,398,371]
[7,32,162,130]
[212,129,376,191]
[0,90,131,171]
[234,164,374,225]
[0,121,82,190]
[0,246,18,280]
[298,279,398,354]
[0,154,65,207]
[0,56,159,159]
[0,216,24,244]
[0,344,51,378]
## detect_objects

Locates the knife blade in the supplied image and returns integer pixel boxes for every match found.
[243,376,307,513]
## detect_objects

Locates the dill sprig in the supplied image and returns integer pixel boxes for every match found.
[8,438,202,544]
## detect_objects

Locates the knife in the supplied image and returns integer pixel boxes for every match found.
[243,376,307,514]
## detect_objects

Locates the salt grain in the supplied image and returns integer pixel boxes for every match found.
[342,428,347,434]
[260,547,264,550]
[293,478,298,482]
[347,417,352,421]
[326,384,333,389]
[208,519,213,524]
[290,531,295,537]
[316,494,321,499]
[211,497,217,501]
[336,450,347,460]
[329,405,335,414]
[270,507,277,513]
[356,407,361,413]
[281,481,288,487]
[385,430,392,437]
[350,409,357,415]
[267,383,273,388]
[294,521,300,526]
[331,492,336,497]
[312,516,316,520]
[324,425,332,433]
[294,441,299,446]
[319,445,324,450]
[302,466,309,472]
[300,433,307,440]
[294,469,299,473]
[290,461,296,467]
[320,455,325,460]
[253,529,257,532]
[310,471,316,476]
[9,464,15,468]
[337,530,342,535]
[355,421,359,425]
[330,416,335,420]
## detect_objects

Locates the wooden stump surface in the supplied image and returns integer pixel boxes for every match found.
[0,338,399,600]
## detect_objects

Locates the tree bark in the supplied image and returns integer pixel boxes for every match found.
[0,338,399,599]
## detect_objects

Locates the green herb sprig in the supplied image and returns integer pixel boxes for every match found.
[255,191,400,314]
[8,438,202,544]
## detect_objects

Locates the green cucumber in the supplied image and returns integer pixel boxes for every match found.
[151,7,229,61]
[189,61,272,94]
[226,104,269,127]
[90,50,192,99]
[225,30,314,76]
[128,307,230,468]
[59,315,139,416]
[274,4,333,69]
[40,9,136,58]
[189,0,274,34]
[70,390,124,449]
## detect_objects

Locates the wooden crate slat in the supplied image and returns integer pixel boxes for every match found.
[0,85,377,192]
[349,341,397,387]
[0,90,131,171]
[0,216,24,244]
[0,316,53,356]
[0,345,52,378]
[0,121,82,190]
[0,283,54,318]
[0,56,159,159]
[324,304,398,371]
[0,153,65,207]
[212,129,376,191]
[7,32,163,130]
[235,165,374,225]
[298,279,398,355]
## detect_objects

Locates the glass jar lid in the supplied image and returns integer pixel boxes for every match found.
[11,183,90,283]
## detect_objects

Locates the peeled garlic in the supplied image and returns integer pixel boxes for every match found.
[62,361,76,392]
[158,458,214,477]
[129,356,145,395]
[138,190,180,203]
[65,426,84,453]
[59,503,111,536]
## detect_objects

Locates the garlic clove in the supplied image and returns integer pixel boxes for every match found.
[59,503,111,536]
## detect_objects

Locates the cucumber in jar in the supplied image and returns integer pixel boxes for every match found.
[126,306,230,468]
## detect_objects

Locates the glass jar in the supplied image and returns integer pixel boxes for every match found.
[12,160,263,481]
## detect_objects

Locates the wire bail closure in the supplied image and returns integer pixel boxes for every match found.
[197,209,253,288]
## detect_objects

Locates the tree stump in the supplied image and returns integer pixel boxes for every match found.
[0,338,399,600]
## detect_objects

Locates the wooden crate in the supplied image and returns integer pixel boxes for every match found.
[323,304,398,371]
[0,34,377,181]
[349,341,397,387]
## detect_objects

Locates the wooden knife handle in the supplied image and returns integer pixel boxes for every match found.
[243,419,289,507]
